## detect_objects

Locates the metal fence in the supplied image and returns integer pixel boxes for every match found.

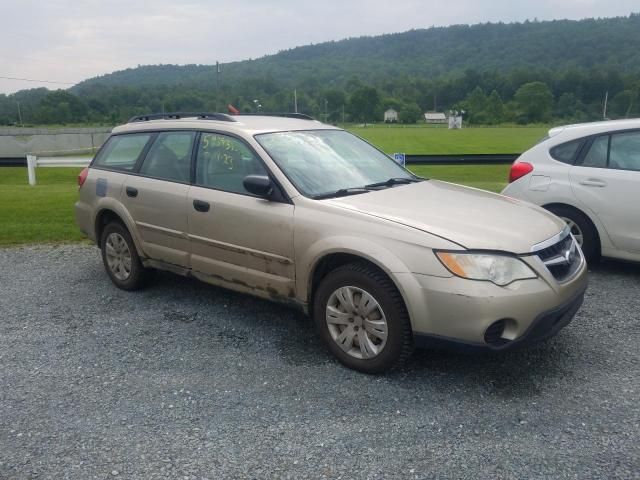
[405,154,519,165]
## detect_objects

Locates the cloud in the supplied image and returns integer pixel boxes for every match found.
[0,0,637,93]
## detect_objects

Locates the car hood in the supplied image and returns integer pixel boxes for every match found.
[325,180,565,253]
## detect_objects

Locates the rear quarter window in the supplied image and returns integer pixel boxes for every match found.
[94,134,153,171]
[549,139,582,164]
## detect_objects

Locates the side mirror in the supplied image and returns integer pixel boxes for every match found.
[243,175,274,198]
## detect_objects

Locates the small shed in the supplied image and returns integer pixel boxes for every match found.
[384,108,398,123]
[424,112,447,124]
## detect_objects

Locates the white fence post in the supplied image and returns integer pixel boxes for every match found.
[26,154,37,186]
[23,153,92,185]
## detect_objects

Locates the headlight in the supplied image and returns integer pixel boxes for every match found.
[435,251,537,286]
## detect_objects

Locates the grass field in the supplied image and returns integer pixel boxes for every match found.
[409,164,509,193]
[0,168,84,246]
[0,127,522,245]
[347,125,547,154]
[0,163,509,246]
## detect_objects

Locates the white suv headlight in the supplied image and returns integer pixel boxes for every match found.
[435,251,537,286]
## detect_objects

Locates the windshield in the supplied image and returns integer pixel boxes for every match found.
[255,130,415,197]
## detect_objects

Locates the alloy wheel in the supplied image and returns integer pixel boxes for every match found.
[560,216,584,247]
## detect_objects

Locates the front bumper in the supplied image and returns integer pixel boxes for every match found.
[392,252,588,351]
[413,285,586,352]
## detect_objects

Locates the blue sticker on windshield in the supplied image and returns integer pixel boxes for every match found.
[96,178,107,197]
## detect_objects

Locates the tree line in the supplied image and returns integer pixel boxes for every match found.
[1,66,637,127]
[3,14,640,126]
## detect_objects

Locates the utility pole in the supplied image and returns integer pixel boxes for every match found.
[294,89,298,113]
[342,104,345,125]
[603,91,609,120]
[324,99,328,122]
[216,61,221,112]
[17,101,23,126]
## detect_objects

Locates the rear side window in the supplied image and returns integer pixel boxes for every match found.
[94,134,152,171]
[549,139,581,164]
[581,135,609,168]
[139,131,195,183]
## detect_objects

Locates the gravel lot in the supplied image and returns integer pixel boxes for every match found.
[1,244,639,479]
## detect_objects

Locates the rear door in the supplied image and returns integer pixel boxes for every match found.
[569,130,640,253]
[121,131,195,267]
[187,131,296,298]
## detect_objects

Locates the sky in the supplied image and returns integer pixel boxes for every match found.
[1,0,638,94]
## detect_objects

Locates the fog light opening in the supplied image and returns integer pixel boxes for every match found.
[484,320,511,346]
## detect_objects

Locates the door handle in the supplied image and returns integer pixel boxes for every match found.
[579,179,607,188]
[193,199,210,212]
[126,186,138,197]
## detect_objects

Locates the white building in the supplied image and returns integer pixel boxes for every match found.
[424,112,447,124]
[384,108,399,123]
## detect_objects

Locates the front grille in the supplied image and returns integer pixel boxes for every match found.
[533,232,582,282]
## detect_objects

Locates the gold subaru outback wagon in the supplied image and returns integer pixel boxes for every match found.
[76,113,588,373]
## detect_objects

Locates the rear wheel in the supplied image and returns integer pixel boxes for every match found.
[546,205,599,263]
[313,262,413,373]
[100,222,151,290]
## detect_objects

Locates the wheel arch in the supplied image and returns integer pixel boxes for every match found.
[542,202,602,254]
[307,251,411,320]
[93,203,145,257]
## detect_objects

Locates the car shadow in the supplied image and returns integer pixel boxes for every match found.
[588,257,640,277]
[128,270,584,400]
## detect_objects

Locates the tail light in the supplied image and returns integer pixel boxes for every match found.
[78,167,89,188]
[508,161,534,183]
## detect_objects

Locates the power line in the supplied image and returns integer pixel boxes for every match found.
[0,75,75,85]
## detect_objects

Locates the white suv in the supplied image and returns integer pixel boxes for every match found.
[502,119,640,263]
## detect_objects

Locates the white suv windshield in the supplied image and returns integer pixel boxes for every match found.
[255,130,415,197]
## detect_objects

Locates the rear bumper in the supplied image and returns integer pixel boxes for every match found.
[74,201,96,242]
[413,284,586,353]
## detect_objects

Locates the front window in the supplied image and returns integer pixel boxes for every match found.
[610,131,640,171]
[195,132,268,195]
[255,130,415,197]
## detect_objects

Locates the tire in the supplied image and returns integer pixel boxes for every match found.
[313,262,413,374]
[546,205,599,263]
[100,221,151,290]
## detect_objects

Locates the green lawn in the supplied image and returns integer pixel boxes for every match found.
[347,125,547,154]
[0,167,84,246]
[408,164,509,193]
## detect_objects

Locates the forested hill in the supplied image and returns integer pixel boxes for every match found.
[74,14,640,91]
[4,14,640,126]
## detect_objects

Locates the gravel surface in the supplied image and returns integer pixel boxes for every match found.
[0,244,639,479]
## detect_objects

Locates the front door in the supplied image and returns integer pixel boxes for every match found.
[569,130,640,253]
[187,131,295,298]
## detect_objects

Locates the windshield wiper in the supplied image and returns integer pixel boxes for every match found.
[312,188,371,200]
[364,177,424,189]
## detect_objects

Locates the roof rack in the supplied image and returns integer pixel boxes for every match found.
[236,113,316,121]
[127,112,237,123]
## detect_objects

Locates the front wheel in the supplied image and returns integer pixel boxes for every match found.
[546,205,599,263]
[313,263,413,373]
